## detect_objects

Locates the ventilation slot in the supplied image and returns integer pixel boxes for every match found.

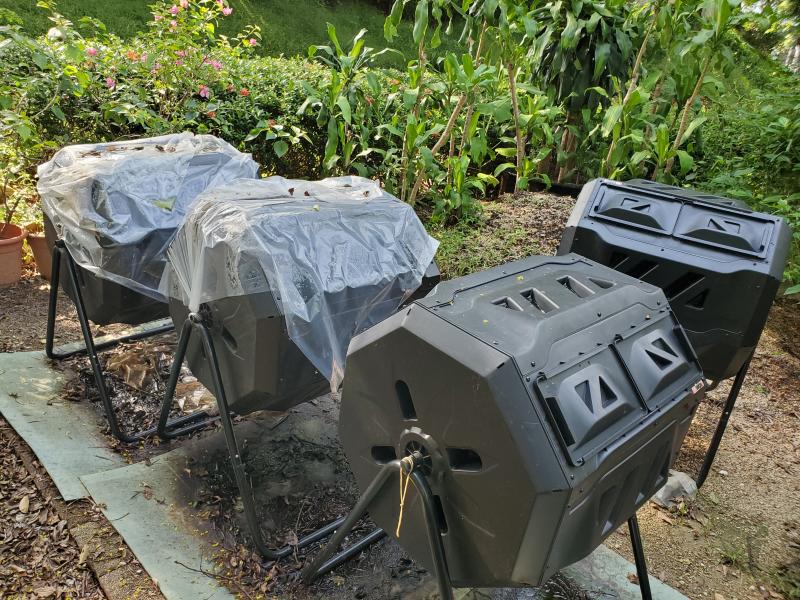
[492,296,523,311]
[395,380,417,420]
[664,272,704,300]
[686,289,709,309]
[653,337,677,356]
[521,288,558,313]
[446,448,483,472]
[557,275,595,298]
[599,378,617,408]
[545,396,575,446]
[371,446,397,464]
[588,276,615,290]
[645,338,678,370]
[575,380,592,412]
[625,260,658,279]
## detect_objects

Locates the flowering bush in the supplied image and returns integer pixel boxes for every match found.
[0,0,333,227]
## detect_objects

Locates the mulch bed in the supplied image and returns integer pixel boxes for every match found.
[0,421,104,599]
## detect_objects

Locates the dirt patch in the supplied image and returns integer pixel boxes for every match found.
[0,269,127,353]
[433,191,573,279]
[611,295,800,599]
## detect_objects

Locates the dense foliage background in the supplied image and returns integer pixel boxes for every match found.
[0,0,798,289]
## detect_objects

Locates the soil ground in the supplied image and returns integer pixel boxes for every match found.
[1,191,798,599]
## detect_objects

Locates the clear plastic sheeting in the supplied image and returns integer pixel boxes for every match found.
[165,176,439,389]
[37,133,259,300]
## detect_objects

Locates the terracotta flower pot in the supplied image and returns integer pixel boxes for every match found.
[0,223,27,286]
[26,233,52,281]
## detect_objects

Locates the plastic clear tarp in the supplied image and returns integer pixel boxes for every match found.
[164,176,439,389]
[37,133,259,300]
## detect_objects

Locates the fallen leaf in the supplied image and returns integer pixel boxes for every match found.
[714,593,726,600]
[659,513,675,525]
[18,495,29,513]
[627,572,639,585]
[79,544,89,565]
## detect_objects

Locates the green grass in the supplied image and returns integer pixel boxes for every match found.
[1,0,445,67]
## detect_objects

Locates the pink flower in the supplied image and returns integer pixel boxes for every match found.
[170,5,180,14]
[198,84,210,99]
[222,7,232,15]
[175,59,184,66]
[86,47,98,57]
[176,50,186,57]
[170,20,177,29]
[249,38,258,46]
[216,0,224,6]
[239,87,250,96]
[154,14,163,21]
[210,59,222,70]
[180,0,189,7]
[140,52,148,62]
[105,77,116,89]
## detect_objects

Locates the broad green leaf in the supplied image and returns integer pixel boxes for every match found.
[336,96,352,124]
[476,173,499,186]
[784,284,800,296]
[691,29,714,46]
[413,0,429,45]
[496,147,517,157]
[274,140,289,158]
[678,116,707,146]
[326,23,343,55]
[593,43,610,80]
[601,104,623,138]
[676,150,693,174]
[493,162,516,176]
[630,150,650,166]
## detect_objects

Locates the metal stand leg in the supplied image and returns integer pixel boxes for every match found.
[44,242,208,443]
[167,313,385,562]
[628,515,653,600]
[695,354,753,488]
[302,453,452,600]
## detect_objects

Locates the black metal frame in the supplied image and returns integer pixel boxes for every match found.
[695,354,753,488]
[45,241,210,443]
[156,310,387,563]
[302,452,655,600]
[45,243,383,568]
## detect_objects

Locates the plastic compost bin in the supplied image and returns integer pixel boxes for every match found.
[339,254,706,588]
[37,134,259,326]
[164,176,440,414]
[559,178,792,383]
[167,255,441,416]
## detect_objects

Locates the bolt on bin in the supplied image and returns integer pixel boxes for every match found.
[37,133,259,325]
[333,254,706,589]
[157,175,439,560]
[559,178,791,384]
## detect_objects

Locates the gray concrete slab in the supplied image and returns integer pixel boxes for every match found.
[80,448,235,600]
[0,350,124,500]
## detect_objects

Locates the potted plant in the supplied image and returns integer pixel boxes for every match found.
[19,201,51,280]
[0,178,29,287]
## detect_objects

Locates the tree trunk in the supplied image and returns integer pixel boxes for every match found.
[408,95,467,206]
[400,39,426,202]
[507,61,525,190]
[604,22,653,177]
[664,52,712,177]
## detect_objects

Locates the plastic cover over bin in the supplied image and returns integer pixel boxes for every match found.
[37,133,259,300]
[164,176,439,389]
